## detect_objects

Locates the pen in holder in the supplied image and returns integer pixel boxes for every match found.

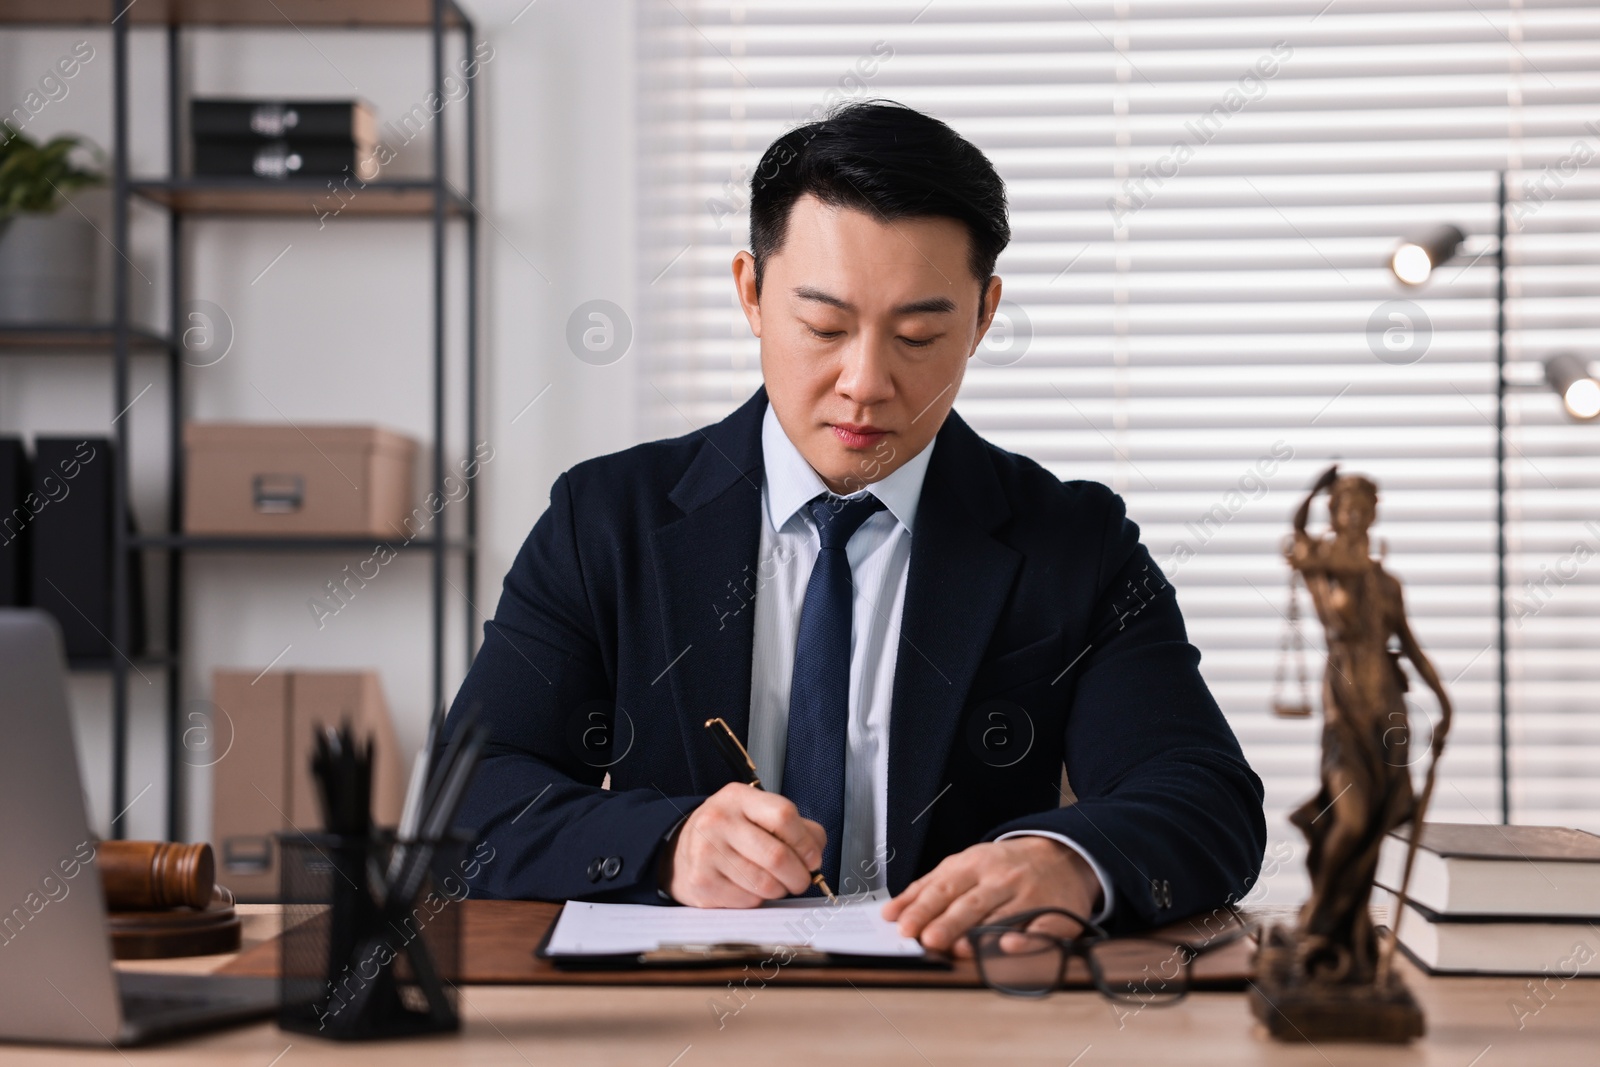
[277,830,468,1041]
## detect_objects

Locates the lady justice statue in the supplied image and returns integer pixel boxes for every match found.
[1251,464,1453,1042]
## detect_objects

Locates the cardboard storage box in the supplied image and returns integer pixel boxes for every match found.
[184,423,417,537]
[210,669,406,901]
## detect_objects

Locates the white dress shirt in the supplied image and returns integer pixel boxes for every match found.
[746,404,1114,920]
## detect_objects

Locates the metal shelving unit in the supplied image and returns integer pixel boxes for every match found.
[1,0,481,840]
[0,324,175,350]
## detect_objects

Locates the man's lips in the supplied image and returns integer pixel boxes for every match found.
[830,423,890,449]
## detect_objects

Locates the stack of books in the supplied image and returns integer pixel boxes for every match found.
[191,99,379,181]
[1375,822,1600,975]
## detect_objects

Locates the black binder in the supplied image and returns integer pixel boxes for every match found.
[191,99,373,141]
[193,139,372,180]
[30,438,144,660]
[0,438,28,606]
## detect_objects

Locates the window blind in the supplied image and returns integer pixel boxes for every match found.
[635,0,1600,903]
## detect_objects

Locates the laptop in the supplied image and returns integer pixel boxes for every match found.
[0,609,277,1046]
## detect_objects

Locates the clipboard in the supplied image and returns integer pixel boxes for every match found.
[533,904,953,972]
[536,927,953,971]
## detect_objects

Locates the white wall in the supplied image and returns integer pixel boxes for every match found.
[0,0,641,840]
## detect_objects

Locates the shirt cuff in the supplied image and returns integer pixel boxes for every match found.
[995,830,1115,926]
[655,813,691,903]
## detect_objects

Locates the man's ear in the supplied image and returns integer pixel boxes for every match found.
[971,275,1003,357]
[732,250,763,338]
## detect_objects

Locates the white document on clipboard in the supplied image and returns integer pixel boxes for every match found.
[542,888,925,958]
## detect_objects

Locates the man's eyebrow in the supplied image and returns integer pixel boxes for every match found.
[791,286,957,316]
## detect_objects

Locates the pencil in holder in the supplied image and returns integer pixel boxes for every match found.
[276,831,469,1040]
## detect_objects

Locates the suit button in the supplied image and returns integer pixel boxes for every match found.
[602,856,623,880]
[587,858,604,883]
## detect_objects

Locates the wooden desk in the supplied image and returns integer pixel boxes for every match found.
[6,905,1595,1065]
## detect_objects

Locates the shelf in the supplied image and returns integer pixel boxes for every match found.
[133,534,474,552]
[0,324,173,352]
[131,179,473,218]
[68,652,176,672]
[3,0,466,28]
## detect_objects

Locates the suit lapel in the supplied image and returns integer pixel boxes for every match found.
[885,411,1020,893]
[649,389,767,794]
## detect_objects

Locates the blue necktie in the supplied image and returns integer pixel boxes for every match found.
[782,491,886,891]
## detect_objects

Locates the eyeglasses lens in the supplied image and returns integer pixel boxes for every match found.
[1086,939,1191,1004]
[972,929,1064,997]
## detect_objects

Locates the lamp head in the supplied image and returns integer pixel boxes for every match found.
[1545,352,1600,421]
[1389,223,1466,286]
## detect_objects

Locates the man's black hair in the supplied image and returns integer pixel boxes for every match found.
[748,100,1010,301]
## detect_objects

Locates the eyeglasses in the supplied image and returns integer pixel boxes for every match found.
[966,906,1255,1004]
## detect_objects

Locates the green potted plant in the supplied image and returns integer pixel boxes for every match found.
[0,128,105,323]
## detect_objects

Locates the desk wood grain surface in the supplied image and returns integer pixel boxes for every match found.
[5,904,1595,1065]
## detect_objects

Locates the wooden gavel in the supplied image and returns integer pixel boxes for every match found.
[98,841,217,911]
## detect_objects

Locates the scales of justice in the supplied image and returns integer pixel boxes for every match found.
[1250,464,1454,1042]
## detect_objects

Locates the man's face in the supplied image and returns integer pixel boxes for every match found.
[733,194,1002,493]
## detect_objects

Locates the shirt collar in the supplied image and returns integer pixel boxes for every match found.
[761,401,936,535]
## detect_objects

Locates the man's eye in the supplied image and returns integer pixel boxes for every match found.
[900,336,937,348]
[806,325,843,340]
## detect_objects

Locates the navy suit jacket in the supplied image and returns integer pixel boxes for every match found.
[447,387,1265,932]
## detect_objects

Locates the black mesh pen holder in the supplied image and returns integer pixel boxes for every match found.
[277,831,469,1040]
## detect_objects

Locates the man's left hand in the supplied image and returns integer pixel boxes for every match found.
[880,837,1103,957]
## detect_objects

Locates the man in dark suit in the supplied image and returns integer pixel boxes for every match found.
[448,101,1264,954]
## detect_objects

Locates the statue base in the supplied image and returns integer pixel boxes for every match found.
[1249,926,1424,1043]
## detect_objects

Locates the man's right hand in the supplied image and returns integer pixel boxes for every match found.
[661,783,826,908]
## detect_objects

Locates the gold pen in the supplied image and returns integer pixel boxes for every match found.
[704,717,837,902]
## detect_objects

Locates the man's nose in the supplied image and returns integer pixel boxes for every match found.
[835,330,895,407]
